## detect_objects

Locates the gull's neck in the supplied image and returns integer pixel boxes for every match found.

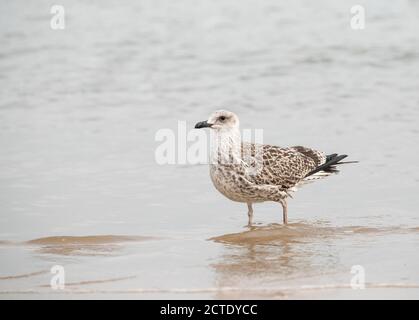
[210,127,242,165]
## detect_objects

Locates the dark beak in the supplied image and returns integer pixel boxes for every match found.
[195,120,213,129]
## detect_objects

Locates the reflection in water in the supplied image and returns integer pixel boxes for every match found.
[211,223,340,290]
[210,223,419,298]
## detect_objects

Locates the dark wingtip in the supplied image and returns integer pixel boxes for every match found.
[306,154,353,177]
[336,154,348,162]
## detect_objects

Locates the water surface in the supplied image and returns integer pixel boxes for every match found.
[1,0,419,299]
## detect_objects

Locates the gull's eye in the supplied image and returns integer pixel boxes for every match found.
[219,116,226,121]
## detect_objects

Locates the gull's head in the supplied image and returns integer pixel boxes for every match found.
[195,110,239,131]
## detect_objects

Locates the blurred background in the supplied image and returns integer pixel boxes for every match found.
[0,0,419,299]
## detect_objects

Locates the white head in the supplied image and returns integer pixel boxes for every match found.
[195,110,240,132]
[195,110,242,164]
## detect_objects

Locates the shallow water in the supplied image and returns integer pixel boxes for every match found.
[1,0,419,299]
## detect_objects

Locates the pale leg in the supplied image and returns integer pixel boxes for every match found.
[279,199,288,224]
[247,202,254,226]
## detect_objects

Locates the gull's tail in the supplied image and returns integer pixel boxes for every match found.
[305,154,358,178]
[288,154,357,193]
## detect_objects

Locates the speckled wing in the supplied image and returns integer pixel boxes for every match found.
[290,146,326,167]
[242,143,325,190]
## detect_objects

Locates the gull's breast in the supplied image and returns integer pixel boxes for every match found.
[209,165,260,203]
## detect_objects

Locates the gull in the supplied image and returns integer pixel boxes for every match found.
[195,110,355,226]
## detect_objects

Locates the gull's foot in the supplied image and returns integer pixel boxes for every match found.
[244,221,263,229]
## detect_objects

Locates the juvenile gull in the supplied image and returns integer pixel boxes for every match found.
[195,110,355,226]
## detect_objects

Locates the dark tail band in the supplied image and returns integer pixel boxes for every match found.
[305,154,353,177]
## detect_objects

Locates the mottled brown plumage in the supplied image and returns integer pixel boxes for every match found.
[244,143,324,189]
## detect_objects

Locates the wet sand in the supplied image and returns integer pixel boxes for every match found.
[1,223,419,299]
[1,0,419,299]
